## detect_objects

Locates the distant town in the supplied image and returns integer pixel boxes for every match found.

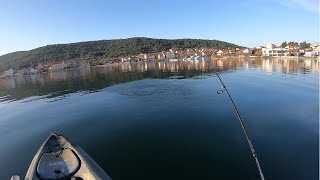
[1,43,319,79]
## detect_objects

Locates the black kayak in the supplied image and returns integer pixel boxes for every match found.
[11,132,112,180]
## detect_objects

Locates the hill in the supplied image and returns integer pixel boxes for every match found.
[0,37,243,71]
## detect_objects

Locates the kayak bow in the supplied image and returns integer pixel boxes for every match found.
[21,132,112,180]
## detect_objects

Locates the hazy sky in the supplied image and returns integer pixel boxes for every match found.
[0,0,319,55]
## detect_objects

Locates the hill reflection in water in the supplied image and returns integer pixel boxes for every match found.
[0,58,318,102]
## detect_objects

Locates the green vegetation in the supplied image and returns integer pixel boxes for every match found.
[288,41,299,47]
[281,41,311,49]
[280,41,299,47]
[0,37,242,71]
[280,41,288,48]
[299,41,311,50]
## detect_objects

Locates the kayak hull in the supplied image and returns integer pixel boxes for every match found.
[24,132,112,180]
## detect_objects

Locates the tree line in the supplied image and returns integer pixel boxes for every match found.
[0,37,242,71]
[280,41,312,49]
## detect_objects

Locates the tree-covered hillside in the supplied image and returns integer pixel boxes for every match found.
[0,37,242,71]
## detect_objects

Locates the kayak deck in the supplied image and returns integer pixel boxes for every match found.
[23,132,112,180]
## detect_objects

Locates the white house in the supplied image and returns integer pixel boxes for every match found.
[242,48,252,54]
[262,44,285,57]
[216,50,223,56]
[166,52,175,59]
[304,46,319,57]
[142,54,155,60]
[312,46,320,56]
[305,51,315,57]
[157,53,166,60]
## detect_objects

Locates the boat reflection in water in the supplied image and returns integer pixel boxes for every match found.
[0,58,318,102]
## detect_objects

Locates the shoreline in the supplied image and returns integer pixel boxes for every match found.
[0,57,318,80]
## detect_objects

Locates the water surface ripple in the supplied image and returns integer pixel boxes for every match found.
[0,59,318,180]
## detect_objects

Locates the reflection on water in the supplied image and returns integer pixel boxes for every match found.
[259,59,319,75]
[0,59,319,102]
[0,58,318,180]
[213,58,319,75]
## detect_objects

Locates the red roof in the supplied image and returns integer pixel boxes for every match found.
[289,49,299,52]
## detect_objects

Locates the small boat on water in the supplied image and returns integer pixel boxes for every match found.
[11,132,112,180]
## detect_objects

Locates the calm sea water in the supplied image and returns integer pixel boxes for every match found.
[0,59,318,180]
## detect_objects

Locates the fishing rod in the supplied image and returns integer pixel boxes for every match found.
[207,61,265,180]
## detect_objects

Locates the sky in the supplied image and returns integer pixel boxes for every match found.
[0,0,319,55]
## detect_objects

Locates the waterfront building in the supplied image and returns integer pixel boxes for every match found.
[262,44,285,57]
[166,52,175,59]
[304,47,319,57]
[66,60,78,68]
[312,45,320,56]
[186,49,195,55]
[305,51,314,57]
[48,61,67,71]
[157,53,166,60]
[242,48,252,54]
[120,58,128,63]
[0,69,14,79]
[216,50,223,56]
[143,54,155,60]
[284,45,299,56]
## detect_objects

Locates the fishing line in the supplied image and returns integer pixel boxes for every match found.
[207,62,265,180]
